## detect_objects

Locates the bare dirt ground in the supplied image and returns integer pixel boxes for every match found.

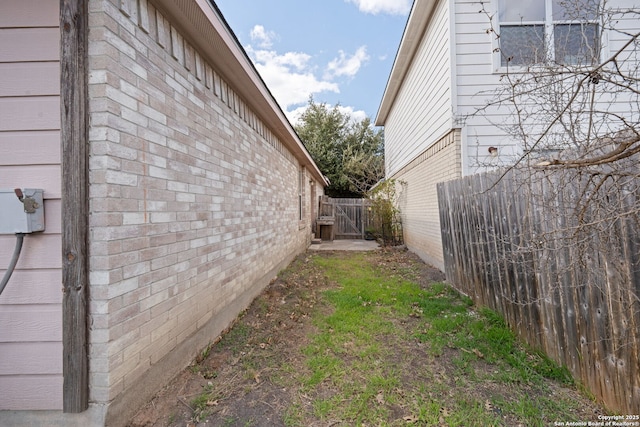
[129,248,604,427]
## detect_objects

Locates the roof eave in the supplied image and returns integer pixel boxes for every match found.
[151,0,328,186]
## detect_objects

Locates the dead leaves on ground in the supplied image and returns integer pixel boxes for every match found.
[402,406,451,425]
[460,347,485,359]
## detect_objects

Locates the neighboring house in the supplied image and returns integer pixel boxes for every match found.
[375,0,639,271]
[0,0,326,426]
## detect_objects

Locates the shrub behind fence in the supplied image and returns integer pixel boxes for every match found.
[437,168,640,414]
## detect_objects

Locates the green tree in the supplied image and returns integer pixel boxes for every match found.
[295,97,384,197]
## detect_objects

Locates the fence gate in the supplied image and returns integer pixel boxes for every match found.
[318,196,371,240]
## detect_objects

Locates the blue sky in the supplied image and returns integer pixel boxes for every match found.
[213,0,412,125]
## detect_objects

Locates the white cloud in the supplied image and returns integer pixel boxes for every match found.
[345,0,412,15]
[249,25,277,48]
[288,104,368,127]
[336,105,368,124]
[252,49,311,72]
[244,26,372,123]
[287,105,310,126]
[326,46,370,79]
[246,45,340,112]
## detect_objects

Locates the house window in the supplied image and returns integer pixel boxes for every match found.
[298,167,305,221]
[498,0,600,67]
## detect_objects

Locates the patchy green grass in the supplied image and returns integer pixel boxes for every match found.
[217,322,251,354]
[285,251,588,426]
[131,250,603,427]
[190,382,216,423]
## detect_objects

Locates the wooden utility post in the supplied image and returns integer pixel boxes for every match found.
[60,0,89,413]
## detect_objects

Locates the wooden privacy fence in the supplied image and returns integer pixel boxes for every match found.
[318,196,372,240]
[437,168,640,414]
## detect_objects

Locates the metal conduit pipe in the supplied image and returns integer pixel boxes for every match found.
[0,233,25,296]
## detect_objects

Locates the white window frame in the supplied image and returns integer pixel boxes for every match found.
[298,166,305,222]
[493,0,602,72]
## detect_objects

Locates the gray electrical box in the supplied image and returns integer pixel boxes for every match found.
[0,188,45,234]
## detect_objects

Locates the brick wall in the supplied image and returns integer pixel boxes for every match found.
[87,0,321,423]
[392,130,461,271]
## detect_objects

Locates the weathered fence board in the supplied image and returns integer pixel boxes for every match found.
[438,168,640,414]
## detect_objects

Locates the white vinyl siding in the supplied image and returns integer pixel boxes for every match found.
[605,0,640,70]
[385,0,452,177]
[454,0,528,173]
[379,0,638,274]
[453,0,638,174]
